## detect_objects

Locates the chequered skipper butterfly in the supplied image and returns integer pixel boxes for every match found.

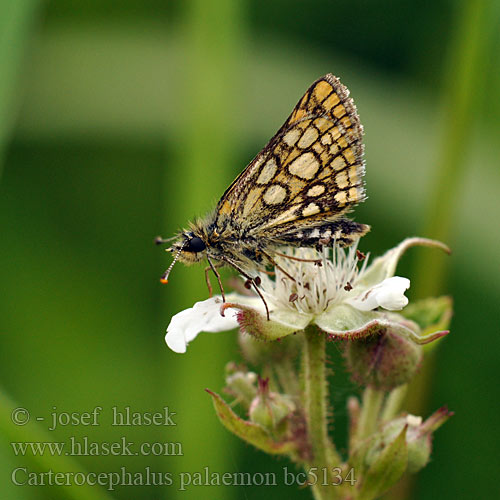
[157,74,370,318]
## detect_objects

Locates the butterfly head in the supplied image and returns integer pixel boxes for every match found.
[170,232,207,260]
[158,231,208,284]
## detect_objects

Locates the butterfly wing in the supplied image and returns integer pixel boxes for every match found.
[215,74,369,245]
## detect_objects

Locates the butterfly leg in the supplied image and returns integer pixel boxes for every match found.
[207,256,225,302]
[261,269,276,276]
[274,252,321,264]
[273,250,322,265]
[259,250,297,282]
[204,266,213,297]
[223,257,270,320]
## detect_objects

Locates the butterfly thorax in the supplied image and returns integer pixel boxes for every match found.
[168,214,269,271]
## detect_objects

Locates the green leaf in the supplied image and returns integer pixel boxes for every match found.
[206,389,297,455]
[358,425,408,500]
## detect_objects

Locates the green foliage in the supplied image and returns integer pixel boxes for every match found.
[207,390,297,455]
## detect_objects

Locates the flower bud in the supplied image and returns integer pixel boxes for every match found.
[345,328,422,390]
[249,378,295,430]
[224,362,258,409]
[407,433,432,473]
[407,407,454,473]
[365,409,453,474]
[367,415,429,473]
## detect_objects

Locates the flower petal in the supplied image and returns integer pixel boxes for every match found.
[165,297,239,353]
[357,238,450,289]
[347,277,410,311]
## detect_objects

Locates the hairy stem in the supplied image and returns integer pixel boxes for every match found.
[303,326,341,499]
[356,387,384,441]
[381,385,408,422]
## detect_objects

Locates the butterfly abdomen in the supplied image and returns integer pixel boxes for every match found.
[277,219,370,248]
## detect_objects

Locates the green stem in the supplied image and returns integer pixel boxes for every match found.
[0,0,40,178]
[162,3,246,500]
[347,396,361,455]
[395,5,492,500]
[381,385,408,423]
[303,326,340,499]
[356,387,384,441]
[413,0,491,298]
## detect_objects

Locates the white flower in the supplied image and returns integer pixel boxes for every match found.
[257,243,410,315]
[165,296,239,353]
[165,238,450,353]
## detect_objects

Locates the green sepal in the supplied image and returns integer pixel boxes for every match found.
[223,302,308,341]
[358,425,408,500]
[349,436,374,478]
[356,238,450,290]
[206,389,297,455]
[400,296,452,349]
[401,296,452,331]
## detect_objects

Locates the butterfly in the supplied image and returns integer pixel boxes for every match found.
[157,74,370,318]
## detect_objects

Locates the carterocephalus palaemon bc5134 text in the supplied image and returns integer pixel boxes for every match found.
[156,74,370,319]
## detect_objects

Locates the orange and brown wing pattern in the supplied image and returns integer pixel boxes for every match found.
[216,74,366,233]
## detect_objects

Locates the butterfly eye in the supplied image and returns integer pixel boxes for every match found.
[186,237,206,253]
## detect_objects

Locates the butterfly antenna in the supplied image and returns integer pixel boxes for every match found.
[154,235,177,245]
[160,240,188,284]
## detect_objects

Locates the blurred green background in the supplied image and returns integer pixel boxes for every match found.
[1,0,499,499]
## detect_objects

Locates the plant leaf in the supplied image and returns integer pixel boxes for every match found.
[358,425,408,500]
[206,389,297,455]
